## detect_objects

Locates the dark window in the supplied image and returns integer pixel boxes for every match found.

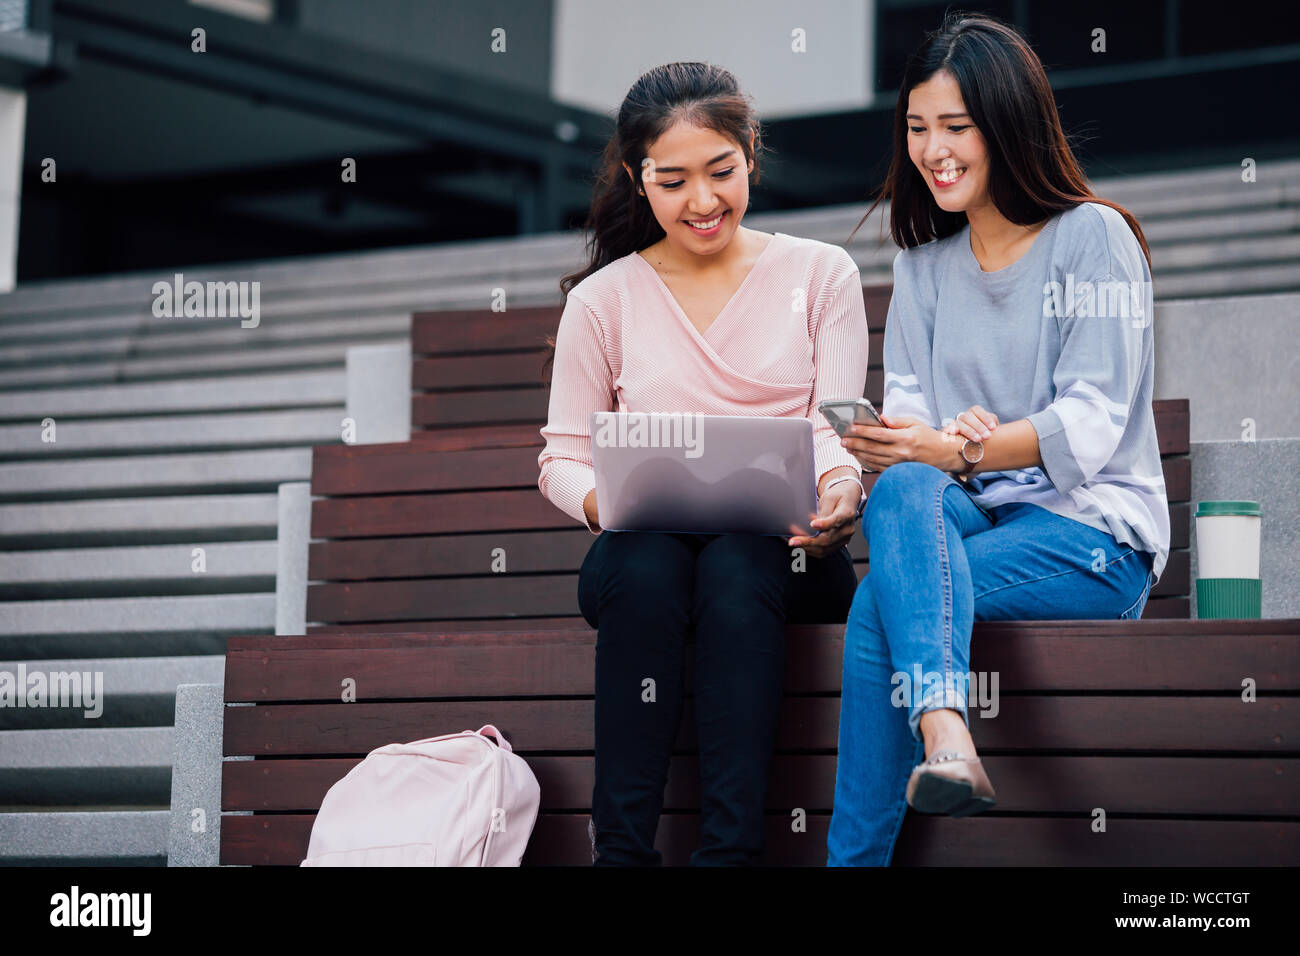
[876,2,1016,93]
[1027,0,1165,69]
[1181,0,1300,55]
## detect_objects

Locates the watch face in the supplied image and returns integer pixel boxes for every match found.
[962,439,984,464]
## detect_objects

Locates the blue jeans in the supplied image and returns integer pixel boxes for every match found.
[826,462,1155,866]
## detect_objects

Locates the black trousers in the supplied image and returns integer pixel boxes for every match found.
[577,530,858,866]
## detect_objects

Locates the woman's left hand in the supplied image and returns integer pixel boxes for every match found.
[787,482,858,557]
[841,413,959,471]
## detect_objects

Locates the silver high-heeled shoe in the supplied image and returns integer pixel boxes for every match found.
[905,749,997,817]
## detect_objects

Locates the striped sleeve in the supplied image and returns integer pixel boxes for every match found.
[1026,206,1152,495]
[1026,279,1145,494]
[537,294,613,533]
[808,265,871,484]
[1026,208,1152,497]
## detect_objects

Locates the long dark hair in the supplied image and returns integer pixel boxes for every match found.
[541,62,766,385]
[849,11,1151,267]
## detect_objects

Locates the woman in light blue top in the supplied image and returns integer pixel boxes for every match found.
[827,12,1169,865]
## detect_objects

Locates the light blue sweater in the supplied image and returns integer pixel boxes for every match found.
[881,201,1170,582]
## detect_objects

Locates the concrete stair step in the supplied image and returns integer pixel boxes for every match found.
[1,158,1295,319]
[0,541,277,600]
[0,493,280,544]
[1156,262,1300,298]
[0,593,275,657]
[0,449,311,502]
[0,727,173,805]
[0,369,344,419]
[0,810,168,865]
[0,655,224,728]
[0,311,411,359]
[0,408,344,458]
[0,336,406,387]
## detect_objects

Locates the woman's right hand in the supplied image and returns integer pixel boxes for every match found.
[787,482,858,559]
[941,405,998,442]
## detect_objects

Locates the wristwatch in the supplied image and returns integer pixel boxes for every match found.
[954,437,984,482]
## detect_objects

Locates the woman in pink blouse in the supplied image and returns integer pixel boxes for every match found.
[538,62,871,866]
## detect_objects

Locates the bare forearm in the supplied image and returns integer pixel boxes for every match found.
[818,464,858,497]
[583,488,602,531]
[967,421,1045,476]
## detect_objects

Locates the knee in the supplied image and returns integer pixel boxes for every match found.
[599,532,693,601]
[865,461,948,523]
[693,534,788,630]
[696,533,786,589]
[697,533,786,568]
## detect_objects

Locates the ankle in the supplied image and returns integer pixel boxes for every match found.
[920,709,974,759]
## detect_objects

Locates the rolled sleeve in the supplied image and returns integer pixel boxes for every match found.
[1031,271,1148,496]
[808,266,871,483]
[537,294,613,533]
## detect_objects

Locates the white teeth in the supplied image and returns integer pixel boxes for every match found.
[688,214,723,229]
[935,167,966,184]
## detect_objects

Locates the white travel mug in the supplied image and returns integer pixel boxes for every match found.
[1194,500,1262,618]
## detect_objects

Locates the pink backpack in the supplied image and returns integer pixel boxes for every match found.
[300,725,540,866]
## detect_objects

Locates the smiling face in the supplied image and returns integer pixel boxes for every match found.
[625,120,754,258]
[905,70,990,215]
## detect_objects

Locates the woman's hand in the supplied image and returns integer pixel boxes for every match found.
[842,413,962,472]
[787,482,858,558]
[941,404,998,442]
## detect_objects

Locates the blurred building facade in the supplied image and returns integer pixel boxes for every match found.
[1,0,1298,283]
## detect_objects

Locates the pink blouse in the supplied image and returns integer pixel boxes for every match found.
[538,231,871,533]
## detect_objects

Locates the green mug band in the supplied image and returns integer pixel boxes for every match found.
[1196,578,1262,619]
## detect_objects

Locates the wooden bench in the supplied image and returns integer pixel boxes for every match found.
[221,623,1299,865]
[217,286,1284,866]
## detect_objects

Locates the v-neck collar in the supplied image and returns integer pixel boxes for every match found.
[633,232,786,346]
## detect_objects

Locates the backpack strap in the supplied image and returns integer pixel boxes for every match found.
[475,724,513,752]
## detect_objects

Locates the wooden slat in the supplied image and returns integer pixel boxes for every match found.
[1149,548,1189,597]
[313,445,542,497]
[308,452,1189,534]
[407,425,543,448]
[306,574,580,623]
[220,812,1300,866]
[1162,454,1189,501]
[411,388,549,429]
[307,616,589,635]
[224,622,1300,702]
[305,550,1190,624]
[1154,398,1190,455]
[308,529,592,579]
[1170,500,1189,549]
[413,352,550,390]
[408,288,894,356]
[224,753,1298,815]
[311,489,563,537]
[413,332,887,391]
[314,448,1189,502]
[221,696,1299,759]
[307,522,1190,580]
[412,306,559,354]
[1141,595,1189,619]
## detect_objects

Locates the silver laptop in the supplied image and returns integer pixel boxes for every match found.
[589,411,819,536]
